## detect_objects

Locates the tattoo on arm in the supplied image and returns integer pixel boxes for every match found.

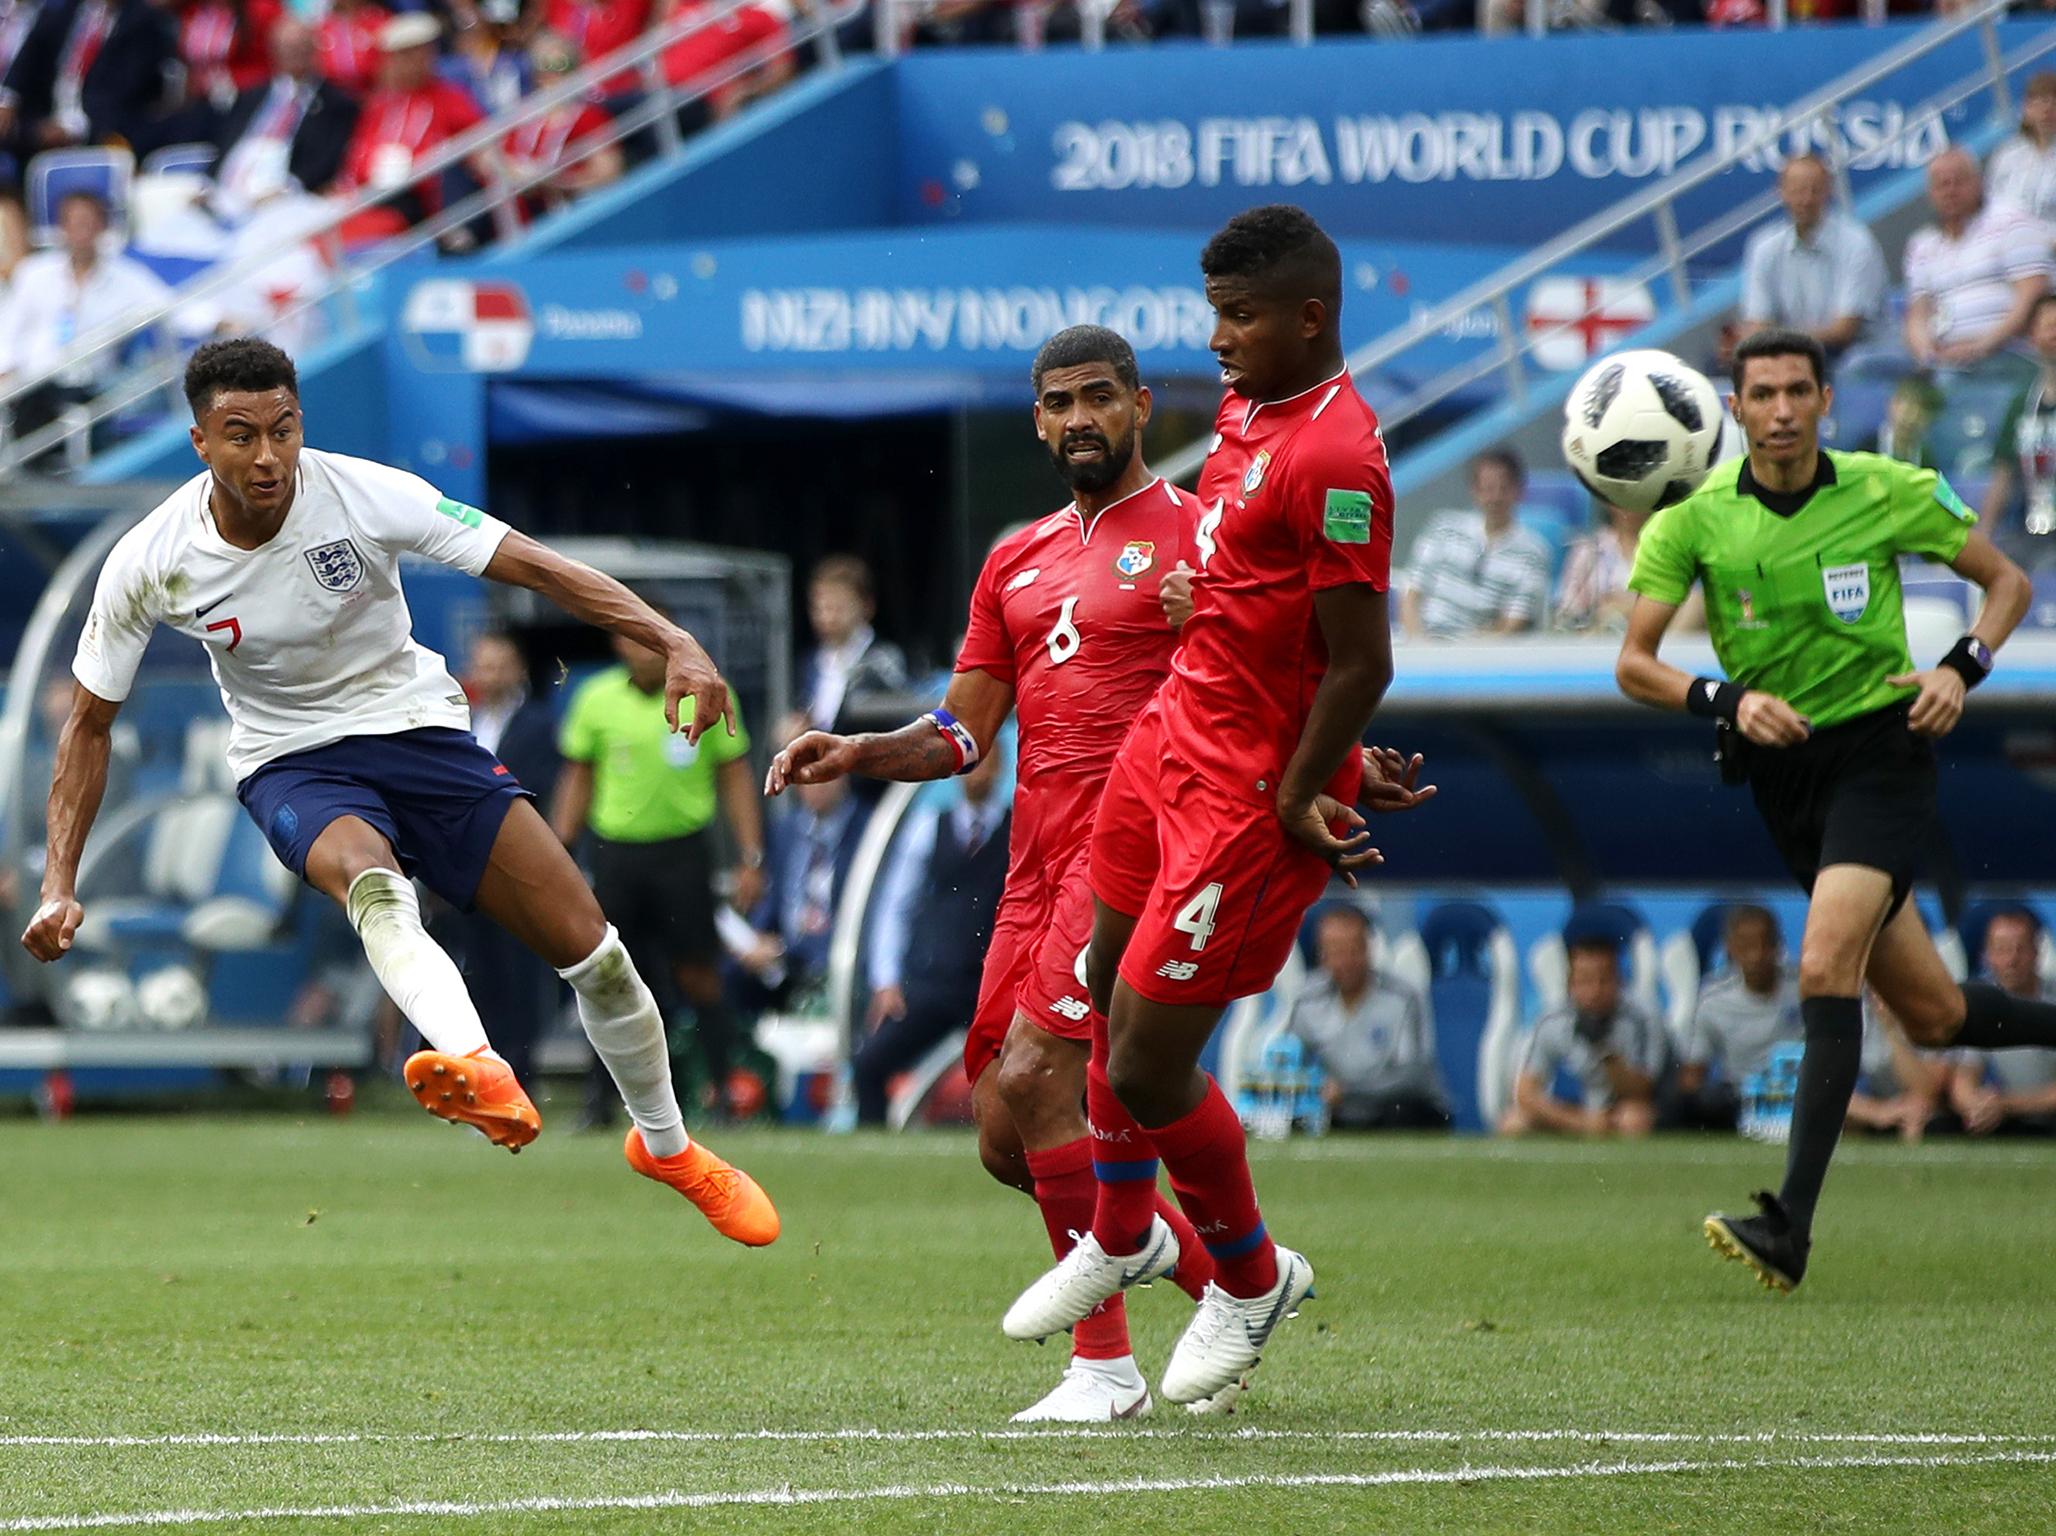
[855,724,959,782]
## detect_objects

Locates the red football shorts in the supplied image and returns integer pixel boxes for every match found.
[1088,706,1331,1009]
[963,839,1100,1083]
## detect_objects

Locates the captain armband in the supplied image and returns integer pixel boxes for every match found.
[923,707,981,775]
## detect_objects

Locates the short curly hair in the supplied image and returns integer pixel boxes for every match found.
[1199,205,1342,312]
[1030,325,1141,396]
[184,337,299,419]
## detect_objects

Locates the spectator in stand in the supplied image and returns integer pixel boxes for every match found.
[726,771,864,1016]
[1905,147,2053,375]
[1735,152,1887,359]
[333,13,484,245]
[1553,499,1646,632]
[1283,904,1449,1132]
[441,0,532,117]
[1400,448,1552,640]
[1500,936,1661,1139]
[851,745,1010,1126]
[0,189,171,456]
[1951,908,2056,1136]
[1847,991,1951,1142]
[783,553,907,740]
[175,0,278,117]
[546,0,648,98]
[0,0,177,154]
[1674,904,1801,1131]
[1988,71,2056,229]
[1981,293,2056,561]
[214,16,358,209]
[316,0,388,96]
[503,32,620,219]
[1857,374,1943,471]
[0,190,26,292]
[661,0,792,130]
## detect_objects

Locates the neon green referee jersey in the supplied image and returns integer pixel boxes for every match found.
[559,667,750,843]
[1630,450,1977,730]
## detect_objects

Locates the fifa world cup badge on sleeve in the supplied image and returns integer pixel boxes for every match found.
[436,496,485,529]
[1323,488,1373,544]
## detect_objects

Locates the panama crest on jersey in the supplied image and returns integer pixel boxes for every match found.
[304,538,365,594]
[1115,540,1155,578]
[1241,450,1271,498]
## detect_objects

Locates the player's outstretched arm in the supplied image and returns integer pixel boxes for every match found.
[21,684,121,962]
[1887,531,2031,738]
[1616,595,1809,746]
[1276,584,1394,887]
[484,531,732,745]
[765,667,1013,797]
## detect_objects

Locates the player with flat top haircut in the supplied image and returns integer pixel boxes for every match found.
[23,338,778,1248]
[769,325,1225,1421]
[1618,327,2056,1292]
[1004,206,1432,1405]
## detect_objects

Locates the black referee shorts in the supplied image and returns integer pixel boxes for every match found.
[1744,699,1936,919]
[589,832,721,973]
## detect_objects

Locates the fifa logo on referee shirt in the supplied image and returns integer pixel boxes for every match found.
[1822,562,1870,624]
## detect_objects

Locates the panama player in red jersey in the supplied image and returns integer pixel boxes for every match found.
[1004,206,1434,1405]
[767,326,1224,1421]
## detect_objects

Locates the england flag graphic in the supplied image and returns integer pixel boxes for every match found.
[402,280,535,372]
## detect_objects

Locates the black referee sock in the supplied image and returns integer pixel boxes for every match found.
[1952,982,2056,1050]
[1777,995,1863,1236]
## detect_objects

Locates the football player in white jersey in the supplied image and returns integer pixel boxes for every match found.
[20,338,779,1248]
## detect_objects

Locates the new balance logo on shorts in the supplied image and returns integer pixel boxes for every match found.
[1156,960,1200,981]
[1048,996,1091,1021]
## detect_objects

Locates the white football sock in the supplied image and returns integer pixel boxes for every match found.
[345,869,491,1059]
[1073,1354,1143,1386]
[559,924,690,1158]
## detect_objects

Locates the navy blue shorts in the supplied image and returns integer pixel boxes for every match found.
[237,727,533,911]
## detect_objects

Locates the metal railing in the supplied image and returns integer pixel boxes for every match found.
[0,0,869,475]
[1158,0,2052,485]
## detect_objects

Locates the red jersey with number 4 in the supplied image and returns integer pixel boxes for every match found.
[956,475,1203,871]
[1166,371,1393,807]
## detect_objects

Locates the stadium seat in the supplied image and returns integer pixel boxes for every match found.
[1420,900,1517,1134]
[27,147,135,247]
[140,143,219,179]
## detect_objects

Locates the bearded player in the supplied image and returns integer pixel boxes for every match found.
[768,325,1227,1421]
[1005,206,1427,1405]
[22,338,777,1247]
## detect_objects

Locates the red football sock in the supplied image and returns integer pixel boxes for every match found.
[1086,1014,1161,1257]
[1151,1192,1214,1301]
[1153,1077,1277,1298]
[1025,1137,1132,1362]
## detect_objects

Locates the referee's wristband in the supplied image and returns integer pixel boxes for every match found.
[1938,635,1993,691]
[1684,676,1746,724]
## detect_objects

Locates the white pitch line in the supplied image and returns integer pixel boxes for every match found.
[1,1449,2051,1532]
[4,1426,2056,1451]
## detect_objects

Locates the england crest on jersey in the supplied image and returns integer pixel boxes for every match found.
[305,538,365,594]
[1822,561,1869,624]
[1114,540,1154,578]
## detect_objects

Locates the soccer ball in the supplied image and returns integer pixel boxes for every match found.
[64,969,136,1031]
[1560,349,1725,514]
[135,965,207,1031]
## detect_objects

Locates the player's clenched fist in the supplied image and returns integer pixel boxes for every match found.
[1736,690,1812,748]
[765,732,860,796]
[22,895,84,963]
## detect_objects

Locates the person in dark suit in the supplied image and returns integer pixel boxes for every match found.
[850,746,1010,1126]
[727,773,866,1016]
[0,0,176,156]
[212,14,357,204]
[440,631,562,1090]
[780,554,908,743]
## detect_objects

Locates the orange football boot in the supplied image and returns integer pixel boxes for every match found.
[404,1048,541,1151]
[625,1128,781,1247]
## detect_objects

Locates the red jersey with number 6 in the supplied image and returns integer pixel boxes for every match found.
[1164,370,1393,807]
[955,476,1203,872]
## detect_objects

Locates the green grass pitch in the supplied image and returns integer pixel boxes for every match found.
[2,1109,2053,1533]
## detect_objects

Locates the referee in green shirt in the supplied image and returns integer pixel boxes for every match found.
[1618,329,2056,1294]
[553,634,766,1123]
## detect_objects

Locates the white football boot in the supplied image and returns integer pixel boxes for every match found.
[1161,1246,1314,1405]
[1010,1358,1154,1423]
[1002,1216,1182,1342]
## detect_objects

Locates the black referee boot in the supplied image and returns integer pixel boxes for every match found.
[1704,1191,1810,1294]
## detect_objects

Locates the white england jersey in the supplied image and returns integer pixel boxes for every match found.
[73,448,511,783]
